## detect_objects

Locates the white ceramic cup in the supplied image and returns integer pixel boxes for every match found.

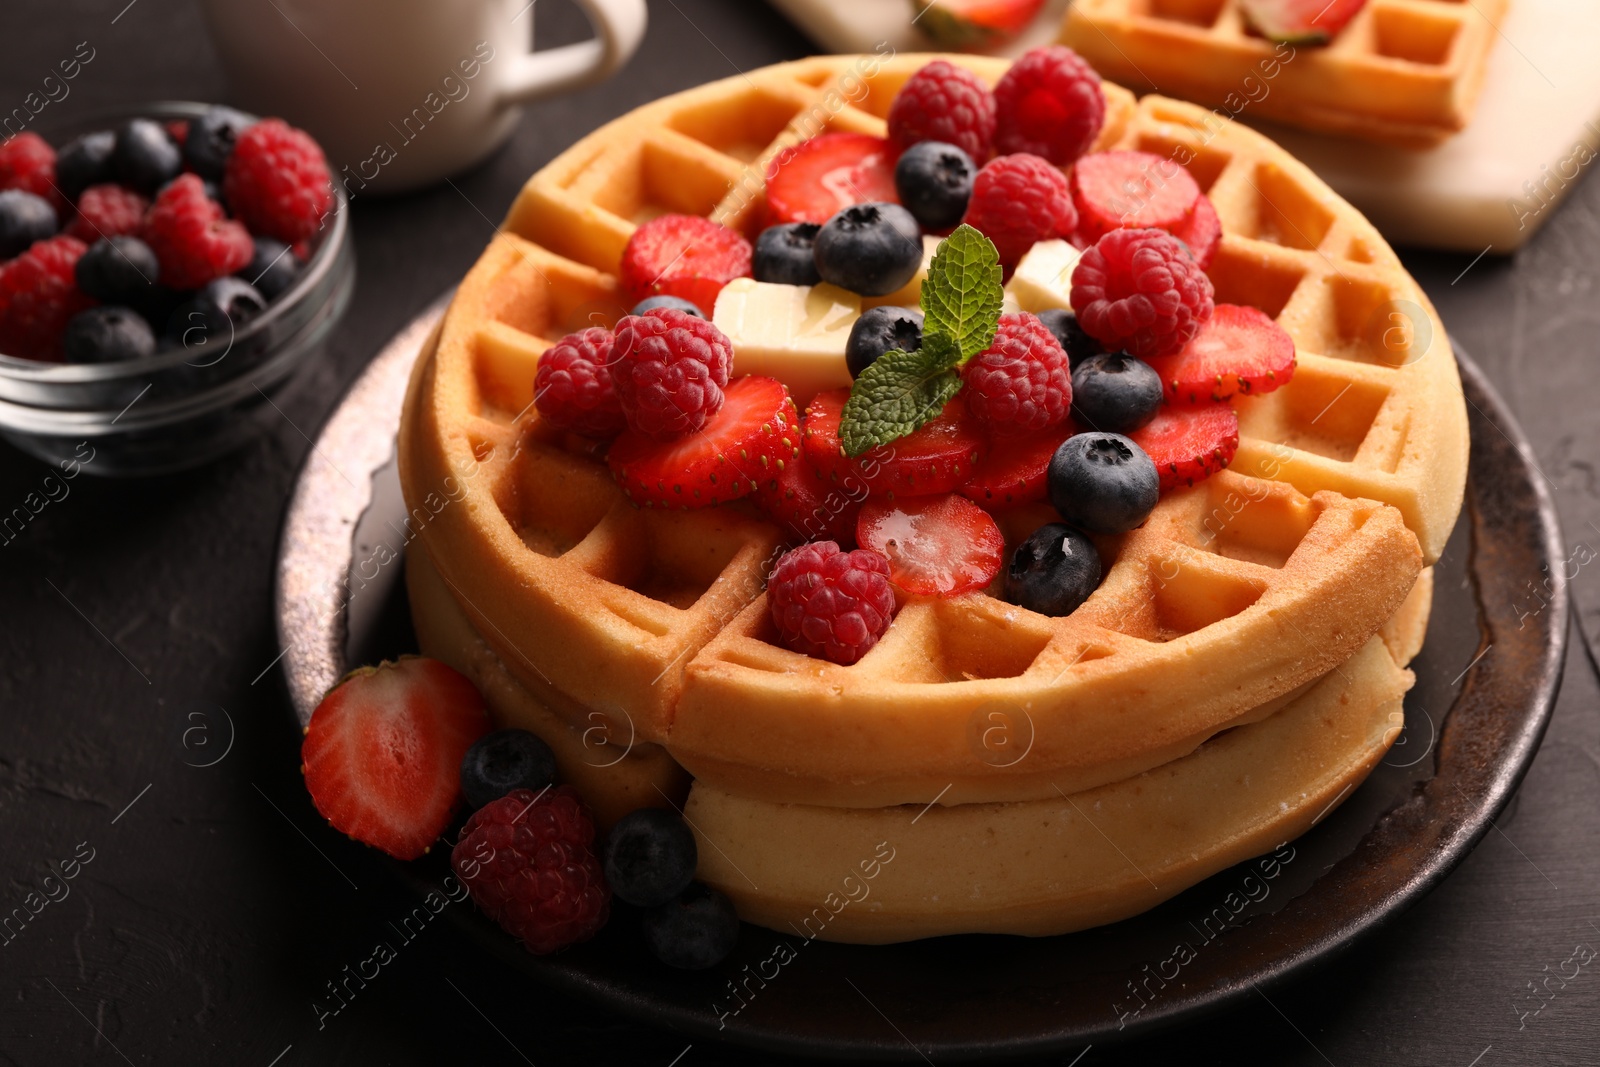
[198,0,647,193]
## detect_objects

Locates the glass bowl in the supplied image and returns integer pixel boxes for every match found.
[0,101,355,477]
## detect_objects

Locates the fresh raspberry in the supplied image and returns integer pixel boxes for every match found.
[0,133,57,202]
[142,174,253,290]
[451,787,611,955]
[993,46,1105,166]
[534,327,625,438]
[0,236,92,361]
[222,118,334,244]
[961,312,1073,435]
[67,184,149,242]
[1071,228,1214,360]
[767,541,897,666]
[608,308,732,440]
[165,120,189,148]
[961,153,1076,268]
[887,60,997,162]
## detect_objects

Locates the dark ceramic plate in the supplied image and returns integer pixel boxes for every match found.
[275,300,1566,1062]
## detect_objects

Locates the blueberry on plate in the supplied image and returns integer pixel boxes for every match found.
[63,306,156,364]
[1048,432,1159,534]
[459,729,556,809]
[603,807,698,908]
[753,222,822,286]
[1006,522,1102,617]
[894,140,975,231]
[167,277,267,362]
[1070,351,1164,434]
[813,202,923,297]
[76,236,160,304]
[112,118,182,194]
[1038,308,1101,367]
[240,236,299,300]
[54,130,117,201]
[0,190,58,259]
[846,304,924,378]
[184,106,254,182]
[631,294,704,319]
[641,882,740,970]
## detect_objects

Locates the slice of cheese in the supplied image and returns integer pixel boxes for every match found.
[860,235,942,311]
[714,279,859,406]
[1006,238,1081,314]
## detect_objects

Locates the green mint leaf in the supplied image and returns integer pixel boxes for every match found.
[838,334,964,457]
[920,223,1003,362]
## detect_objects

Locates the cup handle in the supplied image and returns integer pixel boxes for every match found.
[494,0,648,106]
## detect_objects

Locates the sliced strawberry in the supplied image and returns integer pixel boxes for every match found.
[959,421,1078,508]
[911,0,1047,47]
[608,375,800,509]
[301,657,490,861]
[1129,403,1240,492]
[755,454,864,544]
[1071,150,1201,242]
[802,388,987,499]
[765,133,900,226]
[619,214,752,315]
[1144,304,1296,406]
[1241,0,1366,43]
[1170,193,1221,270]
[857,493,1005,597]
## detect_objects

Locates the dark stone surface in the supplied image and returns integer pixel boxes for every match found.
[1,2,1597,1064]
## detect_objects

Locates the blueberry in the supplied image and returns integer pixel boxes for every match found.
[54,130,116,200]
[813,202,923,297]
[112,118,182,194]
[894,141,975,230]
[603,807,698,907]
[459,729,556,809]
[184,106,253,182]
[1006,523,1102,617]
[62,306,156,364]
[846,305,923,378]
[641,882,740,970]
[1047,432,1159,534]
[0,190,58,259]
[239,236,299,300]
[167,277,267,362]
[1038,308,1102,367]
[76,236,160,304]
[1070,351,1164,434]
[753,222,821,286]
[631,295,704,319]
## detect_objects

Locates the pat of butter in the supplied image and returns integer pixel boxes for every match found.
[860,235,943,310]
[714,279,860,406]
[1006,239,1081,314]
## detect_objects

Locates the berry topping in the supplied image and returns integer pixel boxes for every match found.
[167,278,267,360]
[632,294,705,319]
[0,132,58,201]
[54,131,116,201]
[75,235,160,304]
[1070,351,1164,433]
[959,421,1077,508]
[223,118,335,244]
[1241,0,1367,43]
[619,213,752,313]
[66,183,148,242]
[911,0,1049,49]
[459,729,557,810]
[1006,522,1103,617]
[766,132,900,226]
[754,454,864,543]
[452,786,611,955]
[534,326,626,438]
[813,202,924,297]
[752,221,822,286]
[804,388,987,498]
[0,189,59,259]
[857,493,1005,597]
[1047,432,1160,533]
[0,236,92,361]
[1127,402,1241,491]
[301,656,491,861]
[642,882,741,970]
[1144,304,1297,405]
[1070,150,1202,243]
[992,46,1105,166]
[1037,307,1102,366]
[887,60,997,162]
[608,374,798,508]
[961,310,1074,434]
[143,173,254,290]
[603,807,698,908]
[767,540,897,665]
[1071,227,1214,360]
[241,236,299,299]
[63,306,155,364]
[894,140,975,231]
[846,304,924,379]
[184,105,253,182]
[961,153,1076,269]
[608,308,734,440]
[1170,193,1222,270]
[111,119,181,195]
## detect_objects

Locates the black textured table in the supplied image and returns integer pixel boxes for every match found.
[3,3,1598,1065]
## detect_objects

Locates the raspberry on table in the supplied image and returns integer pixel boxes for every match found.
[887,59,997,162]
[962,311,1074,434]
[450,786,611,955]
[67,184,149,242]
[222,118,334,245]
[961,153,1077,269]
[0,132,59,203]
[534,327,626,438]
[1071,227,1215,360]
[767,541,898,666]
[608,308,733,440]
[142,173,253,290]
[0,236,92,361]
[993,46,1105,166]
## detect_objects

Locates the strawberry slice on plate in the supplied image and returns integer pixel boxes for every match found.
[301,656,491,861]
[857,493,1006,597]
[910,0,1048,48]
[1071,150,1201,242]
[608,375,800,509]
[960,421,1078,508]
[1241,0,1367,44]
[755,453,864,544]
[1144,304,1296,406]
[766,133,900,225]
[802,388,987,499]
[1171,193,1221,270]
[1128,403,1240,492]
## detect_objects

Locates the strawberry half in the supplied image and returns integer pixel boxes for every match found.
[1241,0,1366,43]
[755,454,864,544]
[765,133,900,226]
[1171,193,1221,270]
[802,388,987,499]
[1071,150,1201,243]
[1129,403,1240,491]
[619,214,752,314]
[608,375,800,509]
[1144,304,1296,406]
[301,657,490,861]
[856,493,1005,597]
[910,0,1048,47]
[960,421,1078,508]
